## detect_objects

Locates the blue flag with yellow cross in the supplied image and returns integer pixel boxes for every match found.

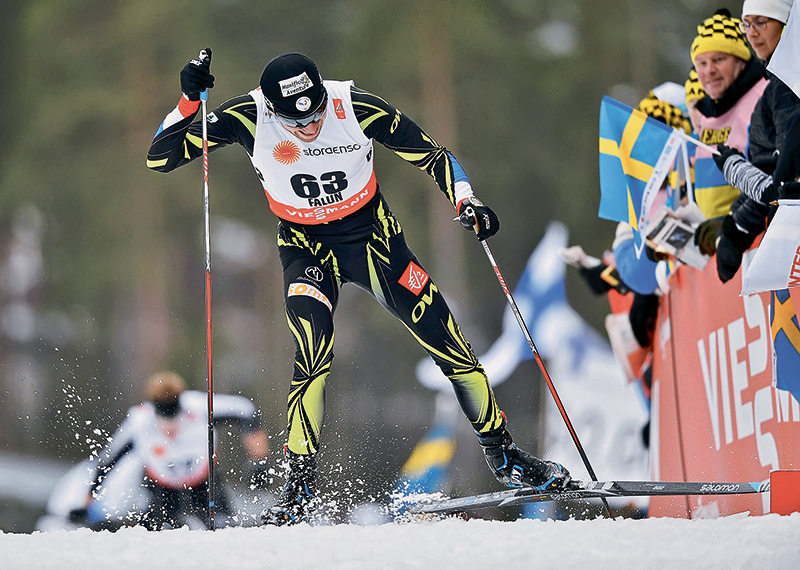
[598,96,680,252]
[770,289,800,403]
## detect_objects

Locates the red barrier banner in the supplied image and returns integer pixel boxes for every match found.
[650,246,800,518]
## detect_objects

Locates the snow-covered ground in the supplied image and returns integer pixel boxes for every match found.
[3,512,799,569]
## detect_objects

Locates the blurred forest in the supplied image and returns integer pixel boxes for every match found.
[0,0,744,527]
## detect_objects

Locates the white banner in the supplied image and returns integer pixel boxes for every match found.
[741,200,800,295]
[768,0,800,99]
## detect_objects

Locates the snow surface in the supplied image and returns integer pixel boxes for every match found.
[3,512,800,569]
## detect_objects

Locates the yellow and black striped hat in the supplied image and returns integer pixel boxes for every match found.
[690,9,751,63]
[636,92,692,135]
[684,68,705,107]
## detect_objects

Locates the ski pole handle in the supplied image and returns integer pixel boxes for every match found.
[199,48,211,102]
[458,205,479,232]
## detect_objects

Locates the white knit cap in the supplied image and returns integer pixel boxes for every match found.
[742,0,793,24]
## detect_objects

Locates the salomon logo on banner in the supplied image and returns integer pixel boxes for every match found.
[400,261,429,295]
[274,140,301,164]
[334,99,346,119]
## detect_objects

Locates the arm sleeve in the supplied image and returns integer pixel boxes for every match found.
[722,154,775,205]
[89,412,137,493]
[351,86,473,209]
[211,393,261,432]
[146,94,258,173]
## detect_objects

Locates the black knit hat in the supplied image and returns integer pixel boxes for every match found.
[260,53,327,120]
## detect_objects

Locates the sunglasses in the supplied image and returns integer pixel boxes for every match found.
[273,97,328,129]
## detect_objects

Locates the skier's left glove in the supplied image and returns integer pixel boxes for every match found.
[180,48,214,101]
[458,197,500,241]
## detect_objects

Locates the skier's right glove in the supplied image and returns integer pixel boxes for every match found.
[458,197,500,241]
[180,48,214,101]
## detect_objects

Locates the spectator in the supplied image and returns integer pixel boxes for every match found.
[690,9,767,222]
[708,0,799,282]
[741,0,797,173]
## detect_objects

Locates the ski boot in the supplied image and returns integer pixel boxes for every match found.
[262,451,318,526]
[477,420,571,491]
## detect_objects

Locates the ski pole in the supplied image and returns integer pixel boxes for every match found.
[198,48,216,531]
[459,206,613,519]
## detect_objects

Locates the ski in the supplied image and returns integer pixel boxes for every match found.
[407,479,771,514]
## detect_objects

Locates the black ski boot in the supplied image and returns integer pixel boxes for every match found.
[262,452,318,526]
[477,422,571,491]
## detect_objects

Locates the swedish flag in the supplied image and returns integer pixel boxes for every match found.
[598,96,674,233]
[770,289,800,404]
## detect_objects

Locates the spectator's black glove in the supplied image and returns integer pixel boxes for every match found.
[180,48,214,101]
[578,264,611,294]
[730,193,768,235]
[780,180,800,199]
[693,218,723,256]
[629,293,659,348]
[712,143,744,173]
[643,244,670,262]
[578,264,632,295]
[715,214,757,283]
[577,264,612,294]
[248,459,271,490]
[458,197,500,241]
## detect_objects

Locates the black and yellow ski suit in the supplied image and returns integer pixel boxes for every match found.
[147,81,504,456]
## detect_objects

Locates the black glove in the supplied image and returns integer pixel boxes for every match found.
[643,244,670,262]
[577,264,630,295]
[730,194,768,236]
[712,143,743,173]
[248,459,271,490]
[693,218,723,256]
[715,214,756,283]
[628,293,659,348]
[578,264,612,294]
[180,48,214,101]
[779,180,800,199]
[458,197,500,241]
[68,508,89,524]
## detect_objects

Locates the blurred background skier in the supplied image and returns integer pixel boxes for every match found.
[63,371,269,530]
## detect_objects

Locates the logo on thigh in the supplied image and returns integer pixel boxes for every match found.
[288,282,332,311]
[400,261,429,295]
[305,266,323,282]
